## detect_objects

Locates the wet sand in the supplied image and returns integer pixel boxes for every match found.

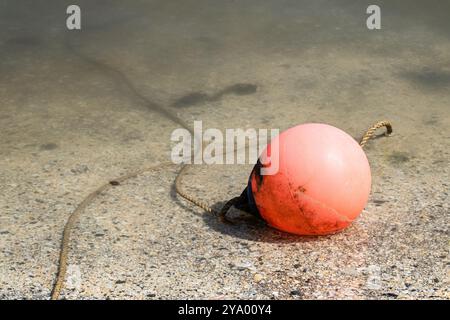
[0,0,449,299]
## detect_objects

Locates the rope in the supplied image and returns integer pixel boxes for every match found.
[359,120,393,149]
[174,164,242,224]
[50,163,173,300]
[50,12,394,301]
[50,120,392,299]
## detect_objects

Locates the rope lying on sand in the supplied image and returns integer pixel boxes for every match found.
[51,34,392,301]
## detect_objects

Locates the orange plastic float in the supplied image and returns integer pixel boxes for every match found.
[247,123,371,235]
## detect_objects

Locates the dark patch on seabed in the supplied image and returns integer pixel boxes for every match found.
[173,92,210,108]
[220,83,258,96]
[5,36,41,47]
[388,151,411,165]
[173,83,258,107]
[400,67,450,90]
[40,143,58,151]
[372,199,388,206]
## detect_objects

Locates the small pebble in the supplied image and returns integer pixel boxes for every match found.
[290,290,301,296]
[253,273,263,283]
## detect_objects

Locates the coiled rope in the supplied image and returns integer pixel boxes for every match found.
[50,120,392,299]
[51,20,394,301]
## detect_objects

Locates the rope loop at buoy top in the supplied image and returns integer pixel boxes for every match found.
[359,120,393,149]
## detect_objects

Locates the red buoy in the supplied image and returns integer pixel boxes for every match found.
[249,123,371,235]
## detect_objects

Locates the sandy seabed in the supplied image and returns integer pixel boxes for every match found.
[0,0,448,299]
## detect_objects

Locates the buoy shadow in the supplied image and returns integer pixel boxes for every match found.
[201,201,322,244]
[170,184,322,243]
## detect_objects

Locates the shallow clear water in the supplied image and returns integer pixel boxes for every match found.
[0,0,448,299]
